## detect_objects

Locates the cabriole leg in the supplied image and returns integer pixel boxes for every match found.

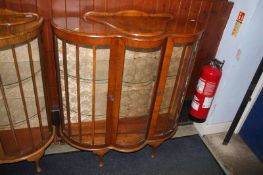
[93,149,109,167]
[27,150,44,173]
[35,159,42,173]
[149,140,163,159]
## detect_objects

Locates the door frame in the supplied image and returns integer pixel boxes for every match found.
[235,72,263,133]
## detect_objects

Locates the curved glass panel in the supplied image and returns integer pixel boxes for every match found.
[155,45,184,136]
[116,47,161,146]
[57,38,109,146]
[0,38,49,156]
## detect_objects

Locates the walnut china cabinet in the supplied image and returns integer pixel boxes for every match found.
[0,9,54,172]
[52,10,203,166]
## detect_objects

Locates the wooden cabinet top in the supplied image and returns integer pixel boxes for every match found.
[0,9,43,47]
[52,10,204,43]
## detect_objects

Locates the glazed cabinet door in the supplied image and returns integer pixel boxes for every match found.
[153,40,198,138]
[55,37,111,148]
[113,39,164,148]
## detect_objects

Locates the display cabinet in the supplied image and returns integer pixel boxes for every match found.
[52,10,203,166]
[0,9,54,172]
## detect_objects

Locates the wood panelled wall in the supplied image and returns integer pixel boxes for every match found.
[0,0,233,110]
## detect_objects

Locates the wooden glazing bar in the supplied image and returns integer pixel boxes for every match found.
[38,35,52,132]
[0,76,20,153]
[92,45,96,145]
[147,38,174,139]
[27,42,44,140]
[62,40,72,137]
[105,39,125,145]
[172,43,197,123]
[54,36,65,130]
[167,46,190,116]
[11,46,35,147]
[111,39,125,144]
[168,45,194,119]
[105,39,118,145]
[76,45,82,142]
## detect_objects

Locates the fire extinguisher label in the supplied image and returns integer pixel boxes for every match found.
[197,78,205,93]
[191,96,199,110]
[203,97,214,108]
[204,82,216,96]
[191,101,199,110]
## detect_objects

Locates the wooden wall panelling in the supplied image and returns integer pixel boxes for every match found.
[177,0,192,19]
[0,0,5,7]
[5,0,21,11]
[107,0,119,12]
[182,0,203,33]
[116,0,133,11]
[65,0,80,16]
[132,0,144,11]
[21,0,37,12]
[140,0,156,13]
[186,0,233,97]
[156,0,169,13]
[168,0,182,15]
[79,0,93,16]
[187,0,203,21]
[52,0,66,16]
[93,0,105,12]
[106,0,134,12]
[1,0,233,113]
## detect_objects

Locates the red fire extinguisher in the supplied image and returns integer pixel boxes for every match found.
[189,59,224,123]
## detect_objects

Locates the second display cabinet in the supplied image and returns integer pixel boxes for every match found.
[52,10,203,166]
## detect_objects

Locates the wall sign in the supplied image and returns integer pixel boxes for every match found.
[232,11,246,37]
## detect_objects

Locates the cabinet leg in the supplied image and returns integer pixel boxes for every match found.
[99,156,104,167]
[149,141,163,159]
[93,149,109,167]
[35,159,42,173]
[151,147,156,159]
[27,150,44,173]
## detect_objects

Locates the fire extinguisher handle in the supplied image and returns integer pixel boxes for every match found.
[213,59,225,69]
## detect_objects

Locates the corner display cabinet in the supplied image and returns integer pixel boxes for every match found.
[0,9,54,172]
[52,10,203,166]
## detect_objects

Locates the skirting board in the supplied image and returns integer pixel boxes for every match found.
[194,122,232,136]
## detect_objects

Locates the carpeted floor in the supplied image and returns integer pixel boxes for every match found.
[0,135,224,175]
